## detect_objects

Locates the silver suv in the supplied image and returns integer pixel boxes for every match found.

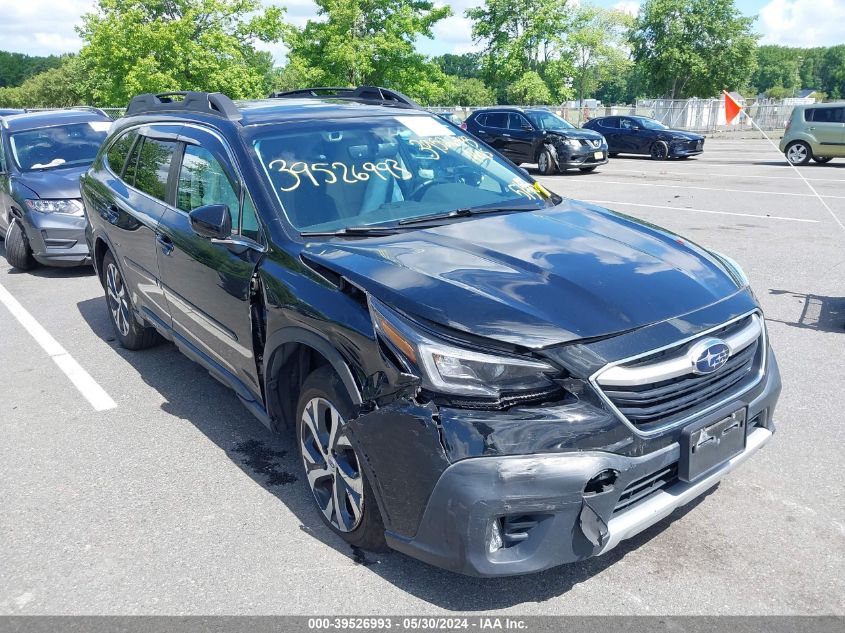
[780,102,845,165]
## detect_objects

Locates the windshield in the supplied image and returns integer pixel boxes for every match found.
[9,121,110,172]
[526,110,575,130]
[252,115,557,233]
[635,117,668,130]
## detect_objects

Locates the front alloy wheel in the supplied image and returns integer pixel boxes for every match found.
[300,396,364,533]
[295,366,386,550]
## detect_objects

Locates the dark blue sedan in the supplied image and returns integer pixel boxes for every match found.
[583,115,704,160]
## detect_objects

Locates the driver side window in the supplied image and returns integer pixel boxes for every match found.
[177,145,241,231]
[620,118,636,130]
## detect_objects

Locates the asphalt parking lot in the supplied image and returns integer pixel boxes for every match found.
[1,138,843,616]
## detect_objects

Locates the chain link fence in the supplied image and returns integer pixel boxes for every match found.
[22,98,816,133]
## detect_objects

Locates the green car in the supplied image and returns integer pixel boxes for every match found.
[780,102,845,165]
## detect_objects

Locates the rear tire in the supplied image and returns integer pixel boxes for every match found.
[5,221,36,271]
[296,366,386,551]
[537,146,556,175]
[101,250,160,350]
[785,141,811,166]
[650,141,669,161]
[813,156,833,164]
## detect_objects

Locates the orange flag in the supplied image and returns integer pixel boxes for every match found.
[724,91,743,124]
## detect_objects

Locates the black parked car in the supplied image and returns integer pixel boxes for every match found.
[1,108,111,270]
[82,89,780,577]
[583,115,704,160]
[464,107,608,174]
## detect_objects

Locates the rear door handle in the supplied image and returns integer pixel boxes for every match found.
[156,233,174,256]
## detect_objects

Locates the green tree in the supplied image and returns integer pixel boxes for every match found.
[446,77,497,106]
[567,5,633,115]
[0,56,93,108]
[283,0,450,104]
[506,70,553,105]
[0,51,63,88]
[752,45,802,94]
[77,0,287,105]
[434,53,484,79]
[630,0,758,98]
[467,0,571,100]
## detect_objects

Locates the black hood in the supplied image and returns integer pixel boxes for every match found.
[301,200,745,349]
[659,129,705,141]
[14,165,88,200]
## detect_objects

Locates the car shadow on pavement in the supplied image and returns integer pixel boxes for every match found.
[76,293,717,609]
[767,290,845,333]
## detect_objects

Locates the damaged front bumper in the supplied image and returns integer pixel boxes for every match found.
[382,351,780,577]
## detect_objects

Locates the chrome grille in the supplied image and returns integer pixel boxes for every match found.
[594,313,764,433]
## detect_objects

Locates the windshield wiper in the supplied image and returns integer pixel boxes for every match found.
[397,205,536,227]
[300,225,401,237]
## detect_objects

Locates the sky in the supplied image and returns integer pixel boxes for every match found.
[0,0,843,65]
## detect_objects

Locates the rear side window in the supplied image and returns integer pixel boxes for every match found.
[484,112,508,128]
[805,107,844,123]
[132,137,178,201]
[106,130,138,175]
[600,118,618,129]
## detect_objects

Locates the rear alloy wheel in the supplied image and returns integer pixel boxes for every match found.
[4,221,37,271]
[785,141,811,166]
[650,141,669,161]
[537,146,556,175]
[813,156,833,164]
[297,366,386,550]
[102,251,160,350]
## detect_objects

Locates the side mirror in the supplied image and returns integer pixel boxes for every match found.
[189,204,232,240]
[631,125,641,132]
[522,123,533,131]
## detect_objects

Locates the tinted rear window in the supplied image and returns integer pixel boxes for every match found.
[106,129,138,175]
[130,137,178,201]
[483,112,508,128]
[600,118,618,129]
[805,107,844,123]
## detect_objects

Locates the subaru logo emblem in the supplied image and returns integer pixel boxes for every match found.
[689,338,731,374]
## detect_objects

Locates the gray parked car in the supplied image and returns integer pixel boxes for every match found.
[1,108,111,270]
[780,102,845,165]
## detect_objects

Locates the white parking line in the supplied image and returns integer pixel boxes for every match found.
[578,180,845,200]
[584,200,821,223]
[606,168,845,184]
[0,281,117,411]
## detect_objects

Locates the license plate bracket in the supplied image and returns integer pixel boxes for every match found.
[679,409,746,482]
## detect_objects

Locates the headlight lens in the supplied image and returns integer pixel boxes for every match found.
[370,297,558,399]
[563,139,581,149]
[711,251,749,287]
[25,199,84,216]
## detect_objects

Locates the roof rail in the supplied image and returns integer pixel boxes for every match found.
[269,85,422,110]
[125,92,242,121]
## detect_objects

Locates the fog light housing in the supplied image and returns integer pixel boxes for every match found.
[488,518,504,553]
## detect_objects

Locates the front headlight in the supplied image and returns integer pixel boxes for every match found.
[25,199,84,216]
[711,251,749,287]
[563,138,581,149]
[369,297,558,400]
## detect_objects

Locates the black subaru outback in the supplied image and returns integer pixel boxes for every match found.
[81,88,780,577]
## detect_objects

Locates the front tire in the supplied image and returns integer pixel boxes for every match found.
[101,250,160,350]
[537,146,556,175]
[650,141,669,161]
[785,141,811,166]
[5,221,36,271]
[579,166,598,173]
[297,366,386,551]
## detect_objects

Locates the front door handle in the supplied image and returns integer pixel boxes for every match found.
[156,233,174,256]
